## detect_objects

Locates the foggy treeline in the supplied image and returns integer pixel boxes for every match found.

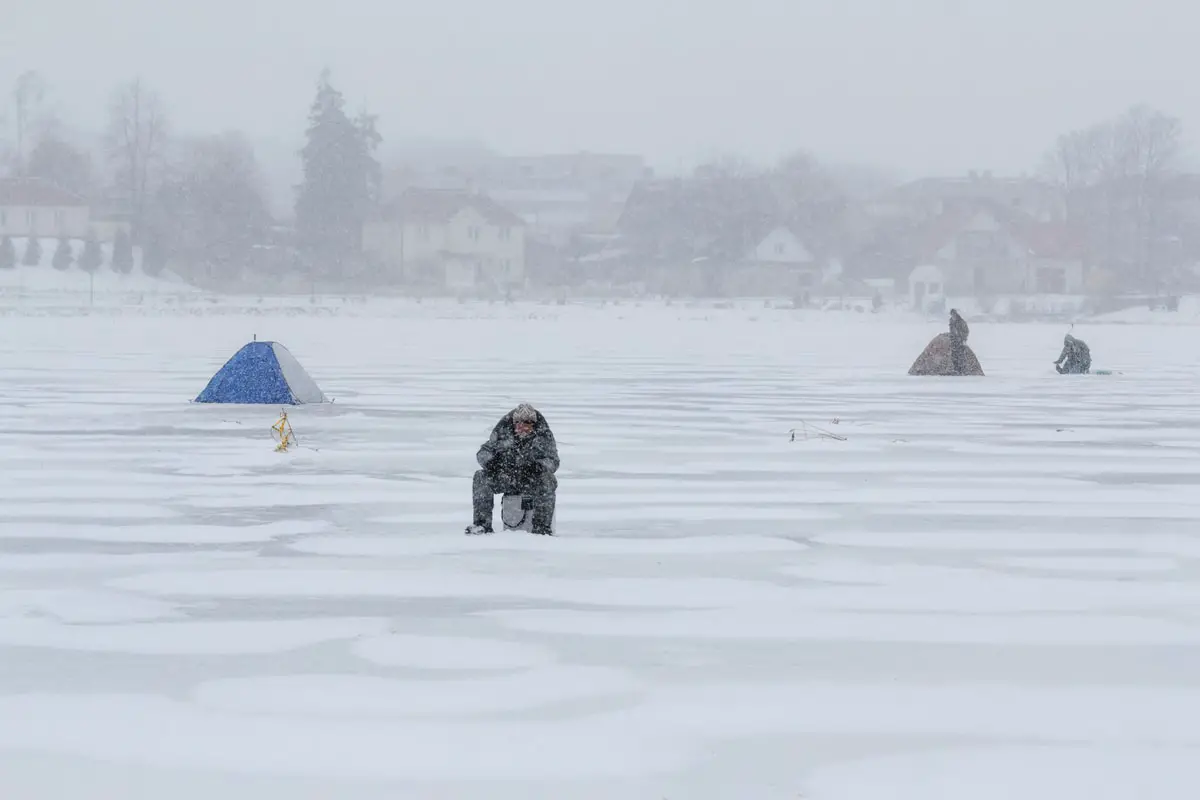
[0,67,1195,302]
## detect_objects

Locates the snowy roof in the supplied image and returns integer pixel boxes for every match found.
[0,178,87,208]
[852,199,1085,276]
[378,188,525,227]
[909,264,945,282]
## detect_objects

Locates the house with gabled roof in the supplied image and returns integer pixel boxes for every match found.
[0,177,91,239]
[849,199,1087,296]
[613,176,825,296]
[362,188,526,290]
[700,222,822,296]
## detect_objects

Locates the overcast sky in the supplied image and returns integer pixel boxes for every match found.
[2,0,1196,179]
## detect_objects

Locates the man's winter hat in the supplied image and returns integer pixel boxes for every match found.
[512,403,538,423]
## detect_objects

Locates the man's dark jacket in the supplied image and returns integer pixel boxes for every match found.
[476,410,560,484]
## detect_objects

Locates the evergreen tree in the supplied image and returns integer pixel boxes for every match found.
[22,237,42,266]
[294,69,381,266]
[353,108,383,205]
[112,228,134,274]
[78,234,103,272]
[51,237,73,270]
[0,237,15,269]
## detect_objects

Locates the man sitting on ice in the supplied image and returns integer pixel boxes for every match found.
[466,403,559,536]
[1054,333,1091,374]
[948,308,970,375]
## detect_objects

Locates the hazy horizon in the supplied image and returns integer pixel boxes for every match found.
[4,0,1197,185]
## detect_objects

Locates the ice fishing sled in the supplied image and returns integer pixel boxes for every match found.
[501,494,555,535]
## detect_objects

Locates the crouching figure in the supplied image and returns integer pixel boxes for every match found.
[1054,333,1091,374]
[466,403,559,536]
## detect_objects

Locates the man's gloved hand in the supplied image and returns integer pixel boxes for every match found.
[478,436,516,468]
[517,458,543,485]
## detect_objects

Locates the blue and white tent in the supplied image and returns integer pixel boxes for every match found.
[195,341,327,404]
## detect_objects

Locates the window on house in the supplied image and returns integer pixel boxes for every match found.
[54,210,65,232]
[928,282,941,294]
[774,242,785,255]
[468,226,480,241]
[499,227,511,241]
[26,210,35,228]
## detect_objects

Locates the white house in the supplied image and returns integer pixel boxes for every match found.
[750,226,813,264]
[724,226,821,295]
[363,188,526,291]
[909,264,945,310]
[0,178,91,239]
[917,205,1087,295]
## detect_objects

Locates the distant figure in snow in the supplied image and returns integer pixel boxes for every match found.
[909,308,985,376]
[948,308,969,374]
[466,403,559,535]
[1055,333,1091,374]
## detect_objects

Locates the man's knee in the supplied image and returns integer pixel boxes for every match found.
[530,470,557,496]
[473,469,499,493]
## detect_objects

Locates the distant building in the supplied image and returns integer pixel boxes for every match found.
[849,199,1087,296]
[612,176,826,296]
[362,188,526,291]
[908,264,946,311]
[488,153,651,241]
[86,196,134,243]
[722,225,822,295]
[0,178,90,239]
[383,151,651,246]
[868,172,1066,224]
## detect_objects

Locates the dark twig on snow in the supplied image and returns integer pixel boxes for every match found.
[789,421,847,442]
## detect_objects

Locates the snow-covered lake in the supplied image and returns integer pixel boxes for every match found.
[2,306,1199,799]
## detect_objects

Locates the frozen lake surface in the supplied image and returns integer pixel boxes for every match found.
[1,305,1199,799]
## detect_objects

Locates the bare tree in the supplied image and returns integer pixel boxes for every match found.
[1112,105,1181,181]
[106,78,168,243]
[1041,105,1184,289]
[1113,106,1182,283]
[11,71,46,175]
[1041,125,1113,261]
[150,130,271,281]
